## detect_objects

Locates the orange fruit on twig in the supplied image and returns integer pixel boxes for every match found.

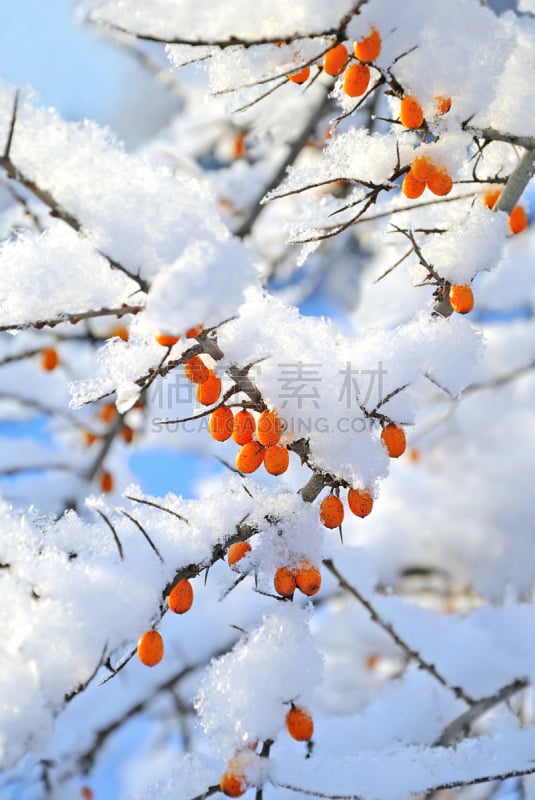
[41,347,59,371]
[509,205,528,234]
[263,444,289,475]
[449,284,474,314]
[319,495,344,528]
[323,43,349,76]
[343,63,370,97]
[228,541,252,570]
[274,566,297,597]
[402,171,425,199]
[257,410,283,447]
[236,441,265,473]
[400,96,424,129]
[381,423,406,458]
[137,630,164,666]
[347,488,373,517]
[289,66,310,84]
[354,27,381,62]
[295,561,321,596]
[209,406,234,441]
[167,579,194,614]
[286,705,314,741]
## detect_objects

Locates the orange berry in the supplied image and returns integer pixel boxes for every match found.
[236,441,265,474]
[289,66,310,84]
[427,168,453,196]
[227,541,252,570]
[402,171,426,199]
[295,561,321,596]
[354,27,381,62]
[81,788,94,800]
[257,410,283,447]
[220,771,248,798]
[99,470,114,493]
[209,406,234,442]
[232,132,246,159]
[366,653,380,670]
[263,444,289,476]
[41,347,59,371]
[155,333,180,347]
[400,95,424,129]
[110,325,129,341]
[99,403,117,424]
[319,495,344,528]
[435,95,451,115]
[186,324,204,338]
[449,284,474,314]
[197,371,222,406]
[407,447,421,464]
[184,355,210,384]
[137,630,164,667]
[410,155,436,183]
[509,205,528,234]
[381,423,406,458]
[286,705,314,741]
[483,188,501,209]
[233,409,256,445]
[120,425,134,444]
[347,488,373,518]
[83,430,98,446]
[342,63,370,97]
[167,578,194,614]
[323,43,349,76]
[274,566,297,597]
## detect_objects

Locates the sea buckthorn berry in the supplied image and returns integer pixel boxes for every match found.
[381,423,406,458]
[263,444,290,476]
[236,441,265,474]
[286,705,314,741]
[233,409,256,445]
[257,410,283,447]
[233,131,246,159]
[435,95,452,115]
[186,324,204,338]
[119,425,134,444]
[427,168,453,196]
[449,284,474,315]
[209,405,234,442]
[400,95,424,129]
[83,430,98,446]
[137,630,164,667]
[410,155,436,184]
[168,579,194,614]
[220,771,248,798]
[41,347,59,371]
[347,488,373,517]
[402,171,425,199]
[99,471,114,493]
[99,403,116,423]
[197,371,222,406]
[343,63,370,97]
[155,333,180,347]
[320,495,344,528]
[354,27,381,62]
[483,188,501,209]
[289,66,310,84]
[509,205,528,234]
[228,541,252,570]
[110,325,129,341]
[295,561,321,596]
[184,355,210,384]
[323,43,349,76]
[81,788,94,800]
[274,566,297,597]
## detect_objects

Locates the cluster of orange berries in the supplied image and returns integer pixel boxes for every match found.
[219,705,314,796]
[137,578,194,666]
[318,422,406,528]
[483,188,528,234]
[209,404,290,477]
[402,154,453,199]
[288,27,381,99]
[227,540,321,598]
[154,323,204,349]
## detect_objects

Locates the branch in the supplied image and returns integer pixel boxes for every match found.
[323,559,476,706]
[495,146,535,215]
[0,304,144,333]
